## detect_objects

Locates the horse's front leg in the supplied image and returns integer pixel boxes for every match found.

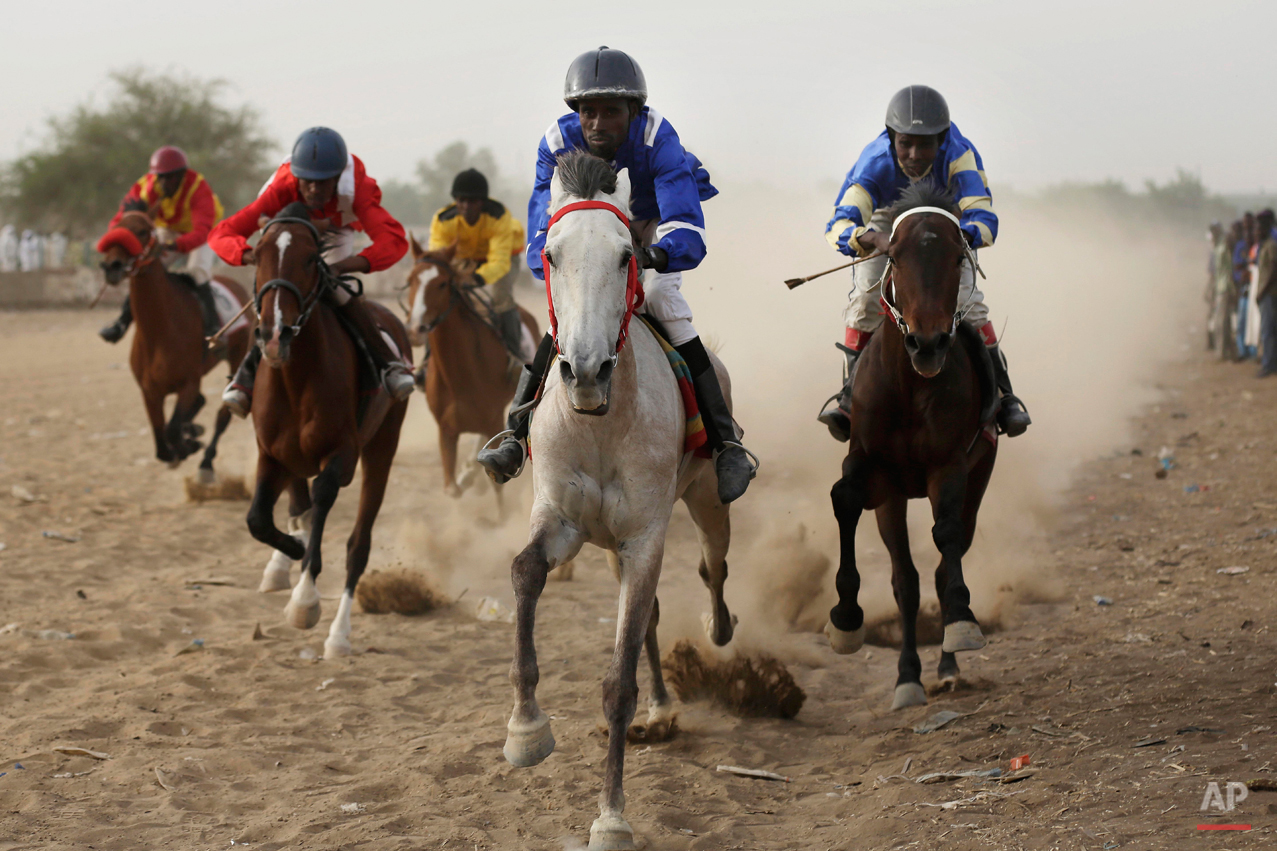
[929,463,985,652]
[826,451,871,653]
[592,532,666,851]
[141,386,175,465]
[876,495,926,709]
[165,384,204,460]
[639,596,674,736]
[285,452,350,630]
[197,405,234,484]
[438,424,461,498]
[505,508,582,768]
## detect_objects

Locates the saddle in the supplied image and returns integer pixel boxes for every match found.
[956,321,1001,439]
[168,271,223,341]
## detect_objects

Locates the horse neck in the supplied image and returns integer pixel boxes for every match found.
[128,261,183,329]
[429,286,502,362]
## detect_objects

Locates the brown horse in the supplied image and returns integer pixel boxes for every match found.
[823,183,998,711]
[245,206,411,659]
[403,236,539,505]
[98,210,251,480]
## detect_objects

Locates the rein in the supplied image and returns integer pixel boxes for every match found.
[253,217,356,343]
[541,200,644,356]
[873,206,985,337]
[113,212,162,277]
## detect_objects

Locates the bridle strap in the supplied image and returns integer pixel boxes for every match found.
[253,218,333,340]
[876,206,986,335]
[541,200,645,356]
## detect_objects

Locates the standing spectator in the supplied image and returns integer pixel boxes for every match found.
[18,230,43,271]
[1210,223,1237,360]
[0,225,17,272]
[49,233,68,269]
[1236,212,1257,359]
[1254,209,1277,377]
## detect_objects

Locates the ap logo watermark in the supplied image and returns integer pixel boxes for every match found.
[1201,781,1248,813]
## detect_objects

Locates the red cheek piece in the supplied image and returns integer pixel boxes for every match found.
[96,228,144,257]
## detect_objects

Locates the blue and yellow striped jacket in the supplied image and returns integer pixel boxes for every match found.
[825,122,997,256]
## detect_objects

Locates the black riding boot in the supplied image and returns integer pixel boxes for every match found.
[222,346,262,418]
[676,336,757,504]
[816,343,862,443]
[477,332,556,483]
[99,297,133,344]
[339,297,416,400]
[195,282,221,339]
[989,344,1031,437]
[497,308,524,357]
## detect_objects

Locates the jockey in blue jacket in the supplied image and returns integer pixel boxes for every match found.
[817,85,1031,442]
[478,46,755,504]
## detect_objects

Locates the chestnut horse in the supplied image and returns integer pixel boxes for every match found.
[402,236,538,506]
[823,183,998,711]
[246,207,411,659]
[98,210,251,479]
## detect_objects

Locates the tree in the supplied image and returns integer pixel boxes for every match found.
[1,68,276,237]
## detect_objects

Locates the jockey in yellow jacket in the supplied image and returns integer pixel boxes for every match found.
[428,169,527,355]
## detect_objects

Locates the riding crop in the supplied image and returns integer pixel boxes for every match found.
[784,252,883,290]
[206,297,254,346]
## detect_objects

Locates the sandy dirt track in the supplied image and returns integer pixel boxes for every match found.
[0,306,1275,850]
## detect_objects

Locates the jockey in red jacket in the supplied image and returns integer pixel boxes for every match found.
[209,127,414,416]
[99,145,225,343]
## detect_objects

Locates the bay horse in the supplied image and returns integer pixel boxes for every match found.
[246,204,411,660]
[502,152,736,851]
[823,183,998,711]
[97,209,251,479]
[402,237,539,508]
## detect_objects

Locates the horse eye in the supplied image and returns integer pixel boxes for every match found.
[544,251,555,268]
[619,251,632,269]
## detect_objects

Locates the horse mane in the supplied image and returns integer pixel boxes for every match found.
[556,150,617,199]
[888,180,960,224]
[267,201,334,254]
[121,198,150,214]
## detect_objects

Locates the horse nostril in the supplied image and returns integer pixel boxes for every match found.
[936,332,952,350]
[560,360,575,383]
[904,334,921,353]
[596,358,614,384]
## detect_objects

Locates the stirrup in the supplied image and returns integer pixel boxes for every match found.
[479,429,528,480]
[716,440,760,479]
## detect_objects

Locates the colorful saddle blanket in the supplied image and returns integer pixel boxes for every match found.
[637,316,708,457]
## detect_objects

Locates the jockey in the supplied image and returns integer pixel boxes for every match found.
[209,127,414,417]
[99,145,224,344]
[817,85,1032,442]
[477,46,756,504]
[428,168,527,355]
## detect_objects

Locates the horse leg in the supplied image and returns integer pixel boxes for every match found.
[637,595,674,737]
[260,479,313,593]
[197,405,234,484]
[439,425,462,498]
[247,456,304,585]
[826,452,871,653]
[936,443,997,680]
[165,384,204,461]
[505,506,584,768]
[682,470,735,647]
[141,386,177,465]
[876,496,926,709]
[929,464,984,652]
[592,531,665,851]
[285,453,349,630]
[325,406,404,659]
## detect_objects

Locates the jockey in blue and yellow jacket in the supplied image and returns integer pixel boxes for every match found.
[816,85,1031,442]
[478,46,756,505]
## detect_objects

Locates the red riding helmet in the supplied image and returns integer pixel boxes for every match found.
[148,146,189,175]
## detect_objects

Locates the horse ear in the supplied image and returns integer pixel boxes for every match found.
[613,168,632,207]
[408,232,424,260]
[443,241,458,261]
[549,167,567,209]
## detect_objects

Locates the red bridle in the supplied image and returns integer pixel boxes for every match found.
[541,200,645,355]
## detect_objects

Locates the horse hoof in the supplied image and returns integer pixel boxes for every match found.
[700,610,739,647]
[444,484,462,499]
[285,600,322,630]
[891,682,928,710]
[942,621,986,653]
[259,552,293,593]
[503,710,555,767]
[824,621,866,655]
[588,814,636,851]
[323,637,353,660]
[197,467,216,485]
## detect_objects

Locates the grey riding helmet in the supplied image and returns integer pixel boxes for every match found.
[564,46,647,110]
[885,85,951,136]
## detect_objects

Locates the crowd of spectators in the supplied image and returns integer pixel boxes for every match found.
[1207,209,1277,376]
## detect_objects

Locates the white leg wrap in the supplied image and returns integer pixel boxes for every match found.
[323,590,354,659]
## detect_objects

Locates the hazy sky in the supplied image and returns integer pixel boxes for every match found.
[1,1,1270,195]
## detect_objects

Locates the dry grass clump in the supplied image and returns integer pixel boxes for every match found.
[661,639,805,719]
[183,474,251,502]
[355,568,446,615]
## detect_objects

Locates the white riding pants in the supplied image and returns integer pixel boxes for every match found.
[632,218,697,346]
[323,228,359,305]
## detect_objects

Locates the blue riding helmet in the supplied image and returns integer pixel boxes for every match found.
[289,127,348,181]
